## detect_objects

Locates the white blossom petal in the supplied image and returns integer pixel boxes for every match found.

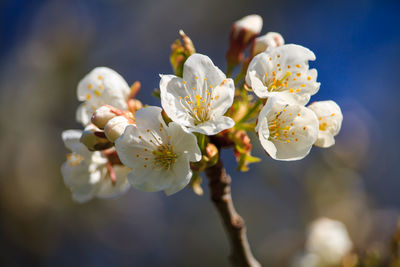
[96,165,131,198]
[61,153,103,203]
[188,116,235,135]
[76,103,91,125]
[160,54,235,135]
[246,44,320,105]
[308,100,343,148]
[163,155,192,195]
[256,96,318,161]
[159,75,193,127]
[209,78,235,117]
[252,32,285,56]
[61,130,129,202]
[182,54,226,91]
[115,106,200,195]
[126,164,168,192]
[167,122,201,162]
[115,125,156,170]
[62,130,92,158]
[76,67,130,125]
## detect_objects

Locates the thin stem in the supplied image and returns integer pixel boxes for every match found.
[226,64,235,78]
[234,71,245,85]
[205,157,261,267]
[196,133,206,153]
[236,99,262,126]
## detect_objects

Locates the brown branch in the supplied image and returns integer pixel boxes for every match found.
[205,158,261,267]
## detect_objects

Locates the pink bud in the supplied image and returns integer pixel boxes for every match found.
[127,99,143,115]
[251,32,284,57]
[226,15,263,67]
[104,116,131,142]
[233,15,263,43]
[91,105,125,129]
[80,124,113,151]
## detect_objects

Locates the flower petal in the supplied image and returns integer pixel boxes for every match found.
[209,78,235,117]
[61,130,92,158]
[308,100,343,136]
[163,155,192,195]
[308,100,343,148]
[167,122,201,162]
[135,106,165,127]
[126,163,173,193]
[189,116,235,135]
[76,103,92,125]
[182,54,226,91]
[115,125,156,170]
[314,132,335,148]
[257,96,318,161]
[247,70,269,98]
[96,166,131,198]
[160,75,194,128]
[61,160,100,203]
[77,67,130,124]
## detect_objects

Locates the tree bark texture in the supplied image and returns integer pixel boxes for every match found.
[205,158,261,267]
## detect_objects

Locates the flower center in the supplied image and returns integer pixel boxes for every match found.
[264,71,291,92]
[152,144,178,170]
[266,107,302,143]
[319,122,328,131]
[178,77,224,124]
[66,153,84,166]
[318,114,335,131]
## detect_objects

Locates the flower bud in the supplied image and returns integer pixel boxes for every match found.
[80,124,113,151]
[129,81,141,99]
[205,143,219,166]
[190,174,203,196]
[179,30,195,55]
[104,116,131,142]
[170,30,196,77]
[91,105,125,129]
[234,15,263,42]
[251,32,284,57]
[127,99,143,114]
[232,130,260,172]
[226,15,263,67]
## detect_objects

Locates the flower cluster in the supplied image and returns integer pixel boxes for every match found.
[61,14,343,201]
[245,41,342,160]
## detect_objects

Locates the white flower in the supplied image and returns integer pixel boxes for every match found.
[76,67,130,125]
[246,44,320,105]
[255,96,318,161]
[160,53,235,135]
[308,101,343,148]
[115,106,201,195]
[251,32,285,57]
[61,130,130,202]
[306,217,353,266]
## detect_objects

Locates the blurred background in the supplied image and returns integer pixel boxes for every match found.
[0,0,399,266]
